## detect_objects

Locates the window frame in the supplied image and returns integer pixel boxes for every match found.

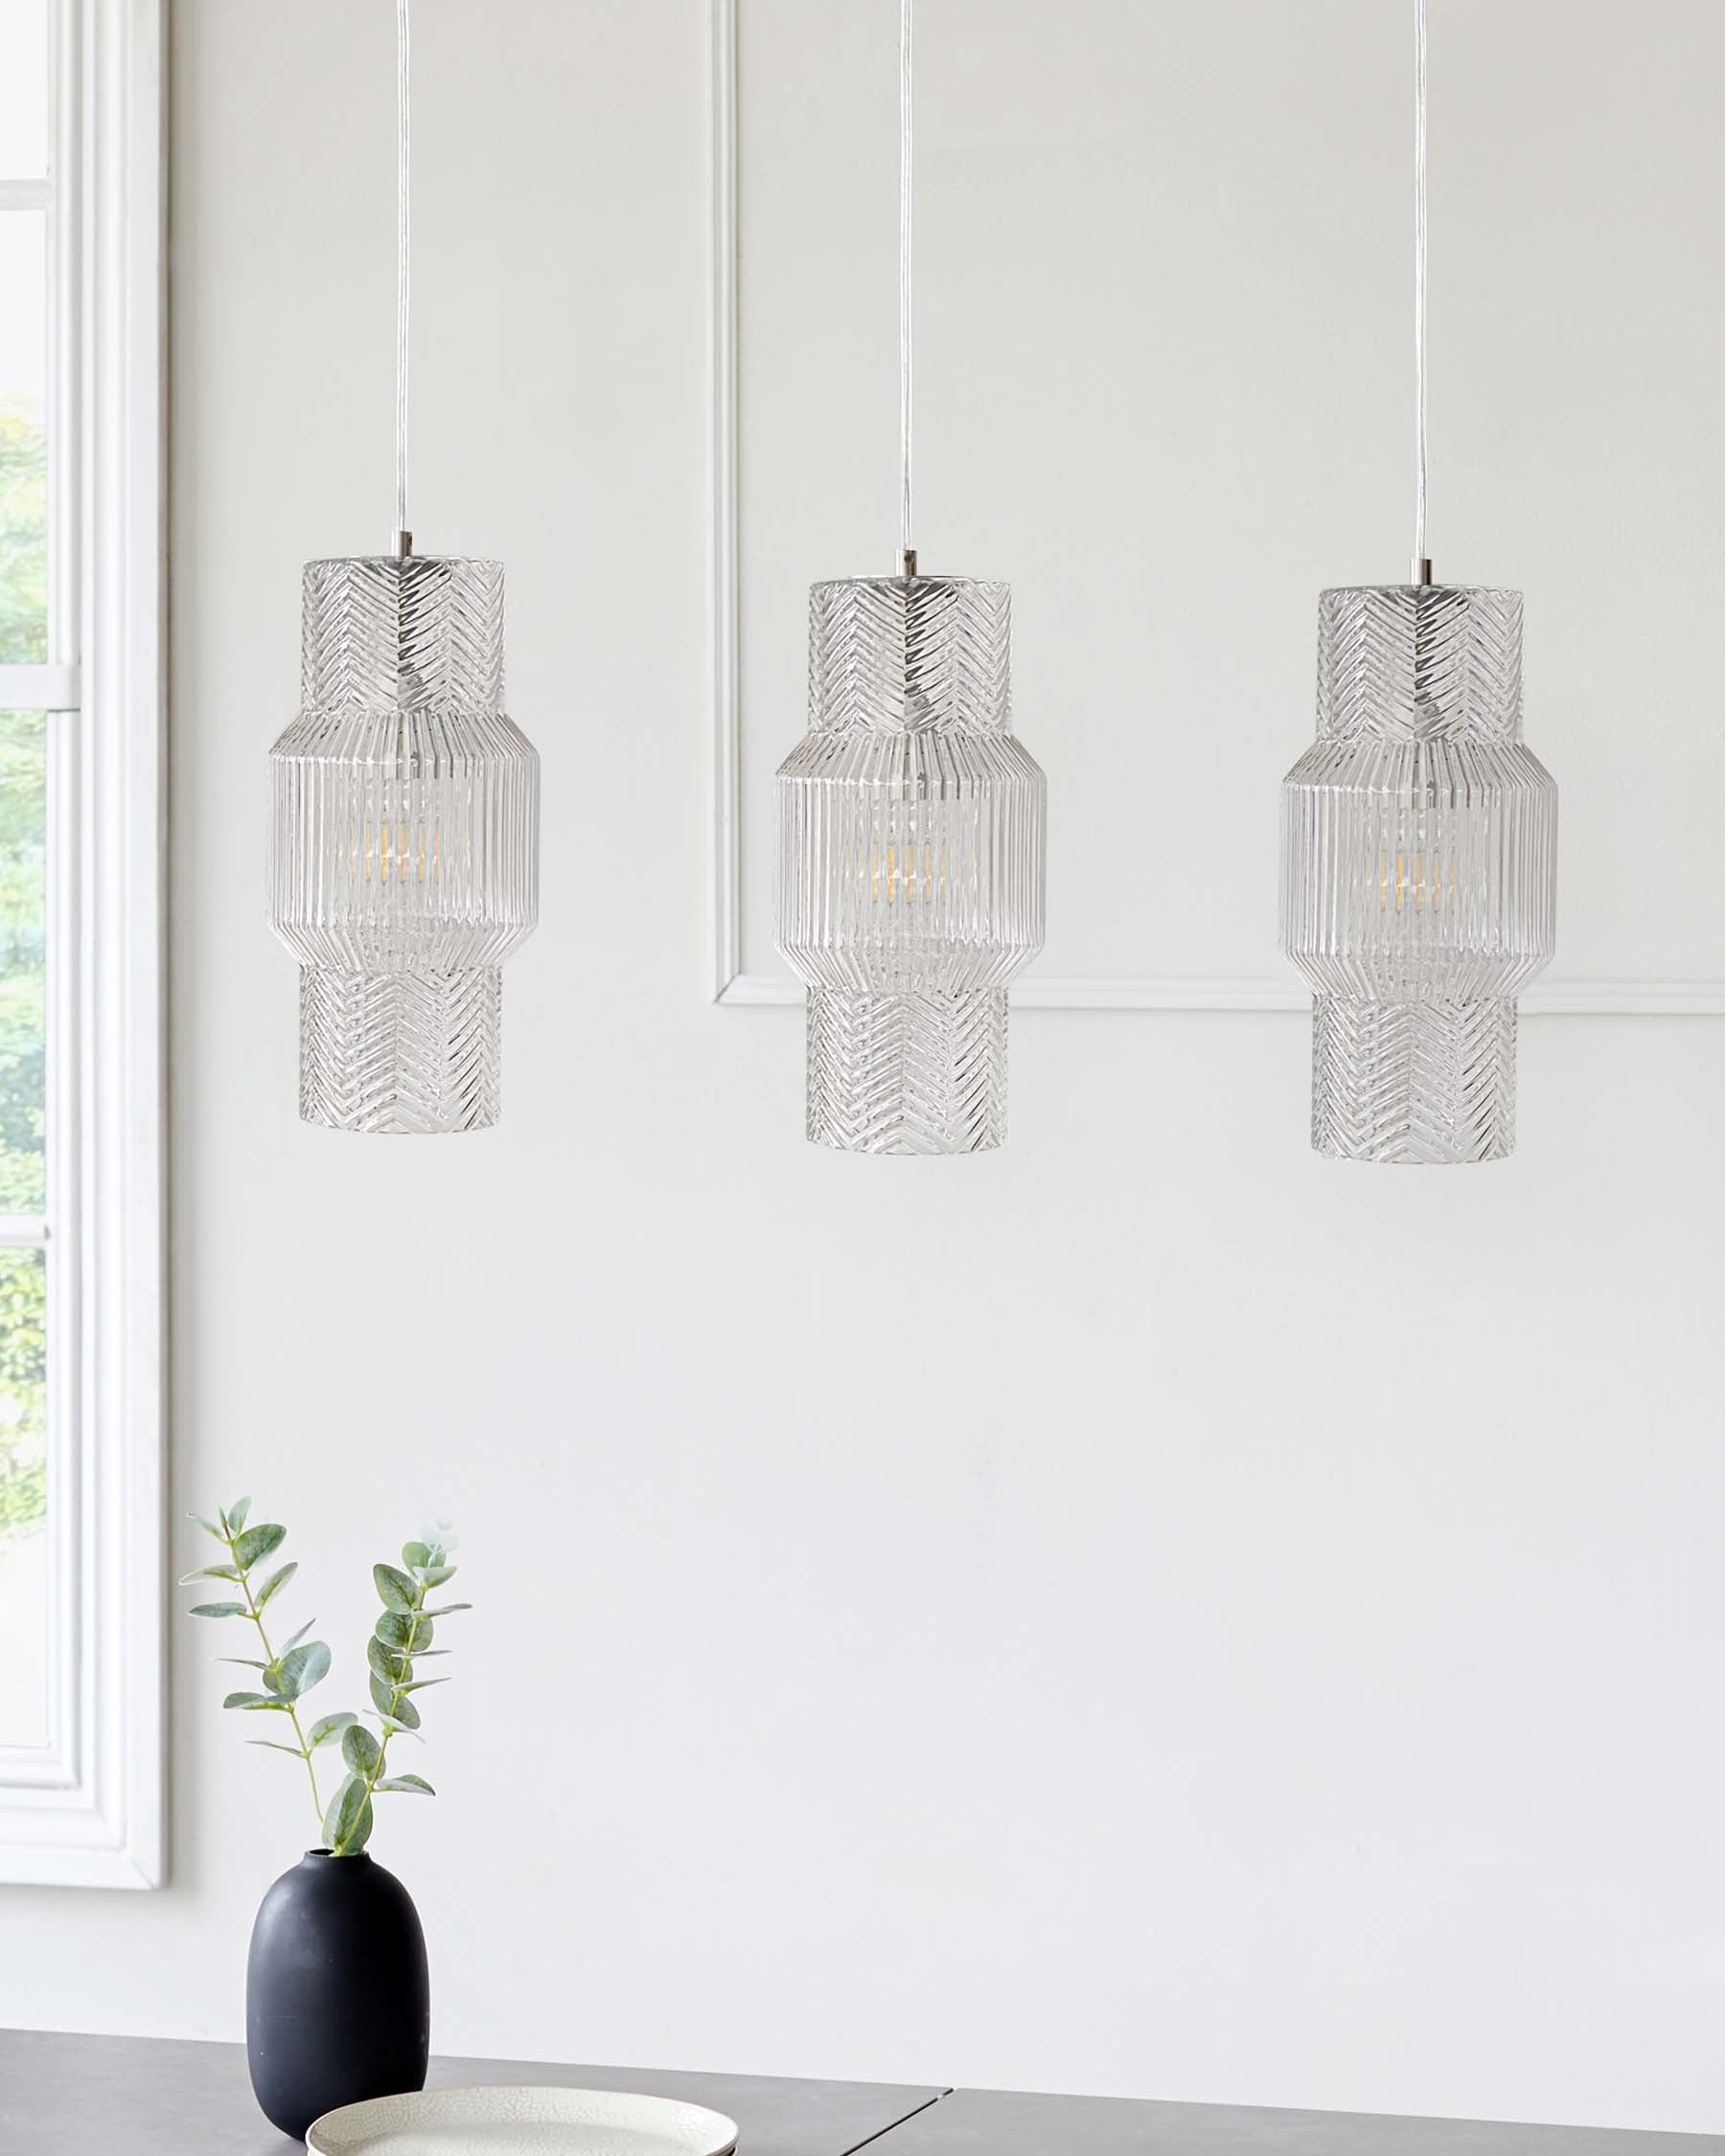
[0,0,165,1890]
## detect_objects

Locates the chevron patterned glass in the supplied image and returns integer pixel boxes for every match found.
[776,575,1046,1155]
[1280,584,1557,1164]
[269,555,540,1135]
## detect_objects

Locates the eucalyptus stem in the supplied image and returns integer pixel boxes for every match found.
[334,1591,426,1850]
[324,1537,460,1856]
[228,1526,324,1826]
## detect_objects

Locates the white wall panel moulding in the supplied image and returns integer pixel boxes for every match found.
[704,0,1723,1021]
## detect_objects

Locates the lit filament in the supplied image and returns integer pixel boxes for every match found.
[359,821,443,883]
[869,842,945,904]
[1379,850,1452,912]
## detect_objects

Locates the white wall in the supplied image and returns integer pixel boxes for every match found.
[1,0,1723,2137]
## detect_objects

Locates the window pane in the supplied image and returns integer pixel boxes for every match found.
[0,1245,47,1749]
[0,2,49,180]
[0,712,45,1215]
[0,212,48,665]
[0,9,51,1761]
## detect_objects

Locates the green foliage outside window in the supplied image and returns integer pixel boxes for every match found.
[0,399,48,664]
[0,397,50,1546]
[0,1252,45,1542]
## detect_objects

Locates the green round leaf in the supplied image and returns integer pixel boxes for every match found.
[402,1542,431,1572]
[265,1640,332,1703]
[324,1774,373,1855]
[232,1523,287,1572]
[341,1724,382,1777]
[367,1636,406,1684]
[309,1711,357,1748]
[188,1601,246,1618]
[221,1689,270,1709]
[374,1611,416,1651]
[178,1565,241,1585]
[377,1775,434,1796]
[373,1564,418,1613]
[227,1498,252,1533]
[256,1560,297,1611]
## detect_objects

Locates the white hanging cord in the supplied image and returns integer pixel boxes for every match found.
[1412,0,1429,584]
[395,0,411,556]
[898,0,914,576]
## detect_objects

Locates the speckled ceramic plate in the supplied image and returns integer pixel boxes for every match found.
[305,2086,741,2156]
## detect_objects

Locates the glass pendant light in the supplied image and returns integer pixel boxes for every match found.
[268,0,540,1135]
[1280,0,1556,1164]
[774,0,1046,1156]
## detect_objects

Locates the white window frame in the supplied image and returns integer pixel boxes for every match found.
[0,0,164,1888]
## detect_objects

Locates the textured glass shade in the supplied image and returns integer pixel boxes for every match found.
[269,555,540,1134]
[776,575,1046,1155]
[1280,585,1557,1164]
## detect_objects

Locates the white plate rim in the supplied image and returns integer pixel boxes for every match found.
[305,2082,741,2156]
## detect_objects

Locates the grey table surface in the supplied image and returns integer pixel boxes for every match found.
[7,2030,1725,2155]
[873,2086,1725,2154]
[0,2030,945,2156]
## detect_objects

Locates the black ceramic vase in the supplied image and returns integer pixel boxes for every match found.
[246,1849,429,2140]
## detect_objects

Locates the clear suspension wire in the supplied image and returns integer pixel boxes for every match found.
[396,0,411,552]
[1412,0,1428,582]
[898,0,913,575]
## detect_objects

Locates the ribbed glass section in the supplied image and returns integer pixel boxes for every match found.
[776,575,1046,1155]
[1280,585,1557,1164]
[269,555,540,1135]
